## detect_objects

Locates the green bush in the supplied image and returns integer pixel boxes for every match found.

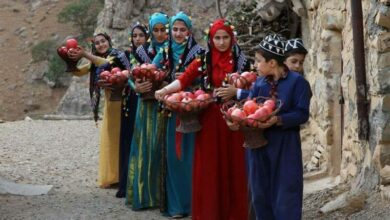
[58,0,104,37]
[45,55,67,85]
[31,40,57,62]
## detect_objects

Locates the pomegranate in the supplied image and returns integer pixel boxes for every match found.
[241,71,257,83]
[100,71,111,81]
[66,38,78,49]
[231,109,246,122]
[193,89,206,97]
[111,67,121,74]
[254,107,270,122]
[243,100,258,115]
[264,99,276,111]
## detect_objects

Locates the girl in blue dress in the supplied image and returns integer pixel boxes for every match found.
[125,12,169,210]
[245,34,312,220]
[152,11,204,218]
[116,22,149,198]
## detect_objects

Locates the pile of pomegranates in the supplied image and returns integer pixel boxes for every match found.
[131,63,166,82]
[99,67,129,85]
[222,98,278,128]
[163,89,213,113]
[226,71,258,89]
[57,38,79,72]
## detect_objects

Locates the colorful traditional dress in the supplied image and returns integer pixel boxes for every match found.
[71,39,130,188]
[176,19,250,220]
[116,23,149,198]
[152,12,204,217]
[94,48,132,187]
[125,12,169,210]
[246,71,311,220]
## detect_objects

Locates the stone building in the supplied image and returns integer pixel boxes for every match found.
[62,0,390,201]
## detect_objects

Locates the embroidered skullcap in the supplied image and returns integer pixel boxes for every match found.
[285,38,308,55]
[256,34,285,57]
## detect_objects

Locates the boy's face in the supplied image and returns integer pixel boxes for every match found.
[254,52,272,76]
[284,53,306,74]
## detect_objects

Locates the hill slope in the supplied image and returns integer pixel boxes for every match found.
[0,0,77,121]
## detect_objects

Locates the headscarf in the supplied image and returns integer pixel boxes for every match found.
[148,12,169,55]
[128,22,149,65]
[209,18,235,87]
[91,33,113,57]
[170,12,193,69]
[129,22,149,49]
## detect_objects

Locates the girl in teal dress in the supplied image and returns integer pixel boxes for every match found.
[125,12,169,210]
[152,12,204,218]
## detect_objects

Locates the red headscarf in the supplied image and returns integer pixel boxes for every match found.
[209,19,235,87]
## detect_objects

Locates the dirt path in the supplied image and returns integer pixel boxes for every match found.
[0,120,168,220]
[0,120,389,219]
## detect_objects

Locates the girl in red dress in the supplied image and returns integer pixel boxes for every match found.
[155,18,249,220]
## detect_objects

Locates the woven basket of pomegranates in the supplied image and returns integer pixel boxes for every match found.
[131,64,167,100]
[226,71,258,90]
[221,97,282,149]
[99,67,129,101]
[163,89,214,133]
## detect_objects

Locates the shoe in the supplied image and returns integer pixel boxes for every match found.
[115,190,125,198]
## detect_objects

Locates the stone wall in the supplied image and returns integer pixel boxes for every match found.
[301,0,390,196]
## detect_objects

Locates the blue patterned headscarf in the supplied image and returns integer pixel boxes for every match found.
[170,11,192,30]
[149,12,169,52]
[170,12,193,67]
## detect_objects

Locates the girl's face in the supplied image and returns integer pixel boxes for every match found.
[171,20,189,44]
[284,53,305,73]
[152,23,167,43]
[212,29,231,52]
[93,35,110,54]
[254,52,272,76]
[132,27,146,48]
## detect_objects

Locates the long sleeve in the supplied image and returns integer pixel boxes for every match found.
[72,63,90,76]
[248,78,263,99]
[71,57,109,77]
[280,78,312,129]
[177,58,202,89]
[238,89,250,100]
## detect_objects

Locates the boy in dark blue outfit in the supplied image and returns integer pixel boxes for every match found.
[245,34,312,220]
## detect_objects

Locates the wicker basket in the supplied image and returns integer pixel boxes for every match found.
[163,95,214,133]
[240,126,268,149]
[220,97,282,149]
[176,111,202,133]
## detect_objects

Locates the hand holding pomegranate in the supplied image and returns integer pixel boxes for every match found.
[215,84,237,102]
[255,116,278,129]
[155,88,169,100]
[67,46,84,61]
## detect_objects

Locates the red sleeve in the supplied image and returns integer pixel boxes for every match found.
[178,58,202,89]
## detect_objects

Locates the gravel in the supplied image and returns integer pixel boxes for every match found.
[1,120,389,220]
[0,120,169,220]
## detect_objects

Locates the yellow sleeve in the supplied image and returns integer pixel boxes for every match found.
[71,57,111,77]
[71,63,90,76]
[94,56,110,66]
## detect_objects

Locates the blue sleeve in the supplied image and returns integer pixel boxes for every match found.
[248,79,262,99]
[280,78,312,129]
[239,89,250,100]
[152,50,163,68]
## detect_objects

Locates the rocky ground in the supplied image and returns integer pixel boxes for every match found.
[0,120,389,220]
